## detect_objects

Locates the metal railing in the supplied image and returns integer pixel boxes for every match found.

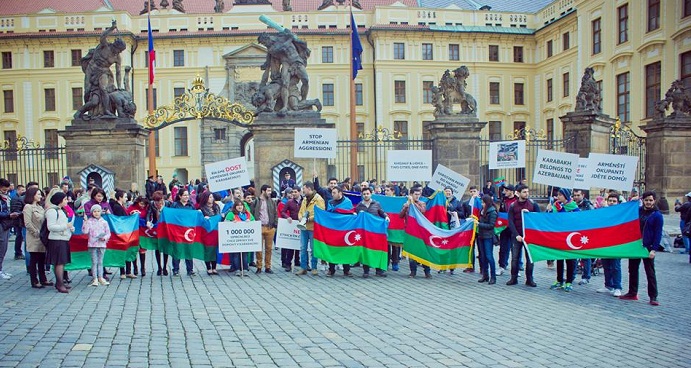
[0,147,67,186]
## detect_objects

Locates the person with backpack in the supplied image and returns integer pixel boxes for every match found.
[45,192,75,293]
[23,187,52,288]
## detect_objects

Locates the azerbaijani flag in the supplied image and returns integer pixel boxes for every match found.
[65,214,140,271]
[421,191,449,229]
[468,196,482,219]
[402,203,476,270]
[156,208,220,262]
[147,12,156,85]
[493,176,506,188]
[523,201,648,262]
[139,222,159,250]
[494,212,508,235]
[373,194,406,243]
[313,208,389,270]
[344,191,362,206]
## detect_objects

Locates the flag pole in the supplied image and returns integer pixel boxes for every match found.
[147,2,157,178]
[348,3,358,183]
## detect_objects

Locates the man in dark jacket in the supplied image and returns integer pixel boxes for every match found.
[674,191,691,255]
[620,191,663,306]
[356,187,389,278]
[506,184,540,287]
[314,176,338,203]
[145,176,156,199]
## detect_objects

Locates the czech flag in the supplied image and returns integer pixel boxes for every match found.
[523,201,649,262]
[147,13,156,85]
[313,207,389,270]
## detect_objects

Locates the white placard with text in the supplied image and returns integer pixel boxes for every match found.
[574,157,590,189]
[582,153,639,192]
[275,218,302,250]
[218,221,262,253]
[204,157,251,192]
[294,128,338,159]
[429,164,470,195]
[386,150,433,182]
[532,149,579,188]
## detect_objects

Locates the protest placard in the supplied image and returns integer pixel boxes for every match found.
[532,149,579,188]
[218,221,262,253]
[205,157,250,192]
[275,218,302,250]
[582,153,639,192]
[386,150,432,182]
[294,128,338,159]
[489,140,526,169]
[429,164,470,195]
[574,158,590,189]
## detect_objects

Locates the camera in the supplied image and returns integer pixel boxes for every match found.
[296,211,310,231]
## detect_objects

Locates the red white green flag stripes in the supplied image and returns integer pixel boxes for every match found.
[313,208,389,270]
[523,201,648,262]
[401,203,476,270]
[66,214,140,271]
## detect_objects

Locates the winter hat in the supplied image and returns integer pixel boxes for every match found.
[50,191,67,206]
[558,188,572,201]
[90,204,102,214]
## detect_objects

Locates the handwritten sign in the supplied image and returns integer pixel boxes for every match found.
[275,218,302,250]
[532,149,579,188]
[218,221,262,253]
[429,164,470,195]
[294,128,338,159]
[386,150,433,182]
[489,140,526,169]
[582,153,639,192]
[205,157,250,192]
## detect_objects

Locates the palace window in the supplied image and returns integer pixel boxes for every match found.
[645,62,661,118]
[617,72,631,122]
[592,18,601,55]
[322,46,333,63]
[618,4,629,44]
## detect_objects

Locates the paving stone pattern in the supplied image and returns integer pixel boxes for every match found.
[0,239,690,367]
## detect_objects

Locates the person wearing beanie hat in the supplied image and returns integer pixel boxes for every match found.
[45,190,75,293]
[549,187,580,292]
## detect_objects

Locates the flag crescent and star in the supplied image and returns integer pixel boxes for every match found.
[184,229,196,243]
[565,231,587,249]
[344,230,361,246]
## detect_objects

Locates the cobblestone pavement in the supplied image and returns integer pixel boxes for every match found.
[0,239,690,368]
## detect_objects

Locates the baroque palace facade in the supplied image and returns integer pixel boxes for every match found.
[0,0,689,184]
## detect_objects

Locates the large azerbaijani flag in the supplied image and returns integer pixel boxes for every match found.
[66,214,140,271]
[523,201,648,262]
[157,208,221,262]
[402,203,476,270]
[313,208,389,270]
[373,194,406,243]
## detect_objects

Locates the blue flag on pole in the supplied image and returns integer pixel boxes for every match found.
[351,13,363,79]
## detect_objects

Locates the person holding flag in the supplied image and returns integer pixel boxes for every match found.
[400,186,430,278]
[476,195,498,285]
[325,186,355,277]
[356,187,389,278]
[295,182,325,276]
[620,191,663,306]
[461,186,481,273]
[547,188,580,292]
[506,184,539,287]
[497,184,518,276]
[597,193,623,297]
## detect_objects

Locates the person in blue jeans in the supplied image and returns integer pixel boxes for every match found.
[573,189,595,285]
[295,181,325,276]
[477,195,498,284]
[594,193,623,296]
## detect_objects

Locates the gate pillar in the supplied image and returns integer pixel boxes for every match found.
[641,116,691,207]
[59,118,148,192]
[424,116,487,188]
[559,111,615,157]
[248,112,333,191]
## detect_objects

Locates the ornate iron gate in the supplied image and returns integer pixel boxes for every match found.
[328,127,432,183]
[0,136,66,186]
[609,119,646,191]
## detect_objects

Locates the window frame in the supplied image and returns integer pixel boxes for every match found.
[322,46,334,63]
[393,43,405,60]
[173,50,185,67]
[43,50,55,68]
[322,83,335,106]
[547,40,553,58]
[647,0,660,32]
[592,18,601,55]
[489,82,500,104]
[449,44,460,61]
[44,88,56,111]
[71,49,82,67]
[72,87,83,110]
[563,72,570,98]
[422,43,433,61]
[3,90,14,113]
[547,78,553,102]
[645,62,661,118]
[423,81,434,104]
[563,32,570,51]
[394,80,406,103]
[489,45,499,62]
[617,72,631,122]
[513,46,524,63]
[355,83,363,106]
[618,4,629,44]
[1,52,11,69]
[174,127,189,156]
[514,83,524,105]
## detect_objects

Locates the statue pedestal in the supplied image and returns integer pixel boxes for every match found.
[559,111,615,157]
[641,116,691,203]
[249,112,333,190]
[424,116,487,187]
[59,118,149,191]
